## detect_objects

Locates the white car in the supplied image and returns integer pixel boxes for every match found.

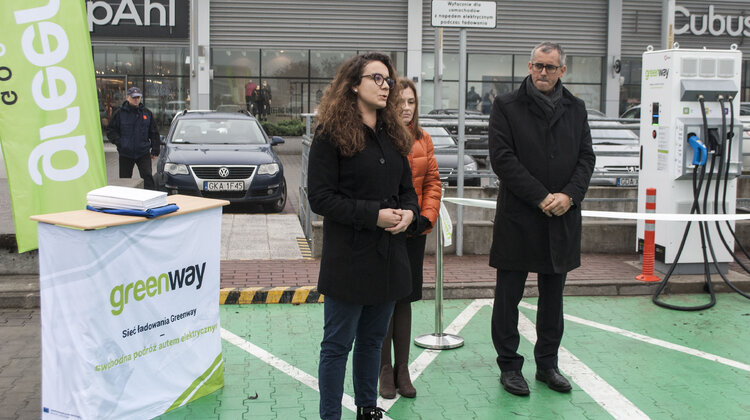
[589,110,640,187]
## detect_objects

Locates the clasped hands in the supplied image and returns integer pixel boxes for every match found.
[377,208,414,234]
[538,193,571,217]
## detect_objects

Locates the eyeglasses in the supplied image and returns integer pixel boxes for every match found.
[531,62,562,74]
[361,73,395,88]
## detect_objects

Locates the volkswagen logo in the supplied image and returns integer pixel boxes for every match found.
[218,167,230,178]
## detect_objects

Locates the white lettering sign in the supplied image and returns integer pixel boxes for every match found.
[14,1,90,185]
[431,1,496,29]
[87,0,175,31]
[675,5,750,37]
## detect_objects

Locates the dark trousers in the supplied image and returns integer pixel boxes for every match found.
[119,154,155,190]
[491,269,566,372]
[318,296,395,420]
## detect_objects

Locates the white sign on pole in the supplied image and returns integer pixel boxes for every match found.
[38,209,224,419]
[431,1,497,29]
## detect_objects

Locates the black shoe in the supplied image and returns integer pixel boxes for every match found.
[500,370,530,396]
[356,406,385,420]
[536,368,572,392]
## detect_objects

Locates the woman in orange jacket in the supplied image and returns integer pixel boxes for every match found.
[379,78,442,399]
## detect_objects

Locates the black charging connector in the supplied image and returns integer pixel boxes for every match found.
[707,128,721,151]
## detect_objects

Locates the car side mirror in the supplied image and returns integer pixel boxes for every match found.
[271,136,285,146]
[160,135,166,145]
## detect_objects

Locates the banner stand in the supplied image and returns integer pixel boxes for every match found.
[32,195,228,419]
[414,206,464,350]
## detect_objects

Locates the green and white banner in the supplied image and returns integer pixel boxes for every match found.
[38,209,224,419]
[0,1,107,252]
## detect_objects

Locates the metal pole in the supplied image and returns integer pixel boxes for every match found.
[456,28,466,256]
[433,28,442,110]
[414,199,464,350]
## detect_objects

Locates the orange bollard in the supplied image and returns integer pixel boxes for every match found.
[637,188,660,282]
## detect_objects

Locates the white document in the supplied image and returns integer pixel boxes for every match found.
[87,186,167,210]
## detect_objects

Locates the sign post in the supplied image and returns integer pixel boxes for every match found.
[430,1,496,256]
[418,1,496,349]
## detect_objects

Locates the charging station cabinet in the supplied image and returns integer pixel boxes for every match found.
[637,47,743,274]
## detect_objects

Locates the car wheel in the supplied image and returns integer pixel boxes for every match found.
[264,182,287,213]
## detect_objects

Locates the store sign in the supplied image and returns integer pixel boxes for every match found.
[431,1,497,29]
[675,5,750,37]
[87,0,188,38]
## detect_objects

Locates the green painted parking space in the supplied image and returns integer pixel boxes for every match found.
[157,295,750,419]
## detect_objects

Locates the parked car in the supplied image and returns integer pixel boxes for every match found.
[620,105,640,120]
[422,123,481,186]
[154,111,287,212]
[588,110,640,186]
[426,108,488,152]
[164,100,188,123]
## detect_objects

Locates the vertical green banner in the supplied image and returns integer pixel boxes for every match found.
[0,1,107,252]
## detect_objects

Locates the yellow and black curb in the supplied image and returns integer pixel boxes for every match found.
[220,286,323,304]
[296,237,313,260]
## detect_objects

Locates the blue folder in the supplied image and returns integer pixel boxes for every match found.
[86,204,179,218]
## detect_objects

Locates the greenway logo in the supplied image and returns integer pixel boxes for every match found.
[110,261,206,316]
[645,68,669,80]
[14,1,91,185]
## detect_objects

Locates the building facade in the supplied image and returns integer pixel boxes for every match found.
[88,0,750,133]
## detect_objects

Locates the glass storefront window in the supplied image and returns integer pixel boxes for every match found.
[145,47,189,76]
[468,54,512,80]
[310,80,332,113]
[311,51,354,78]
[143,77,190,131]
[385,51,406,79]
[422,53,459,81]
[93,46,143,76]
[420,81,459,112]
[213,48,260,78]
[565,84,601,110]
[262,50,308,78]
[565,57,602,84]
[513,54,530,85]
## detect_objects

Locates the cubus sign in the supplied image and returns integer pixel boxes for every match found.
[0,0,107,252]
[675,5,750,37]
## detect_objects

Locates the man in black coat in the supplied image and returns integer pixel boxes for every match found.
[488,42,595,396]
[106,87,160,189]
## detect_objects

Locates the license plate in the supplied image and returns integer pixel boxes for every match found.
[204,181,244,191]
[617,177,638,187]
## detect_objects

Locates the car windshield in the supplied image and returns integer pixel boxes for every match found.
[423,126,456,146]
[171,119,266,144]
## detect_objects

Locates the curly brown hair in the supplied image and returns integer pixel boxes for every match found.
[398,77,422,140]
[315,52,412,157]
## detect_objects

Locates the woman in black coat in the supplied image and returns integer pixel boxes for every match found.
[308,52,419,420]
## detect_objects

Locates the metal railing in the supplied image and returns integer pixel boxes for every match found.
[297,112,750,249]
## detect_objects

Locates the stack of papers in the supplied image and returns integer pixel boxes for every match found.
[87,186,168,211]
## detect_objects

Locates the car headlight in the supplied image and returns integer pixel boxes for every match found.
[464,161,477,172]
[258,163,279,175]
[164,163,189,175]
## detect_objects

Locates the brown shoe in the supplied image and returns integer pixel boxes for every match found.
[394,363,416,398]
[378,364,396,399]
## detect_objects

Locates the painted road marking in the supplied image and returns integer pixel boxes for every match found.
[520,301,750,373]
[516,310,650,420]
[220,328,394,420]
[378,298,488,411]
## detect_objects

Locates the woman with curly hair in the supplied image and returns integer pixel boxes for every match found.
[379,78,441,399]
[308,52,419,420]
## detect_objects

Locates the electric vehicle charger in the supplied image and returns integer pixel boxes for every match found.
[652,96,750,310]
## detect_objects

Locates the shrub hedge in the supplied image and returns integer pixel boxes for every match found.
[261,119,305,136]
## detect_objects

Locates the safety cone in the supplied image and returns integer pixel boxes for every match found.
[637,188,660,282]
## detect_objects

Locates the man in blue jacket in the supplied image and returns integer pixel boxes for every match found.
[106,87,160,189]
